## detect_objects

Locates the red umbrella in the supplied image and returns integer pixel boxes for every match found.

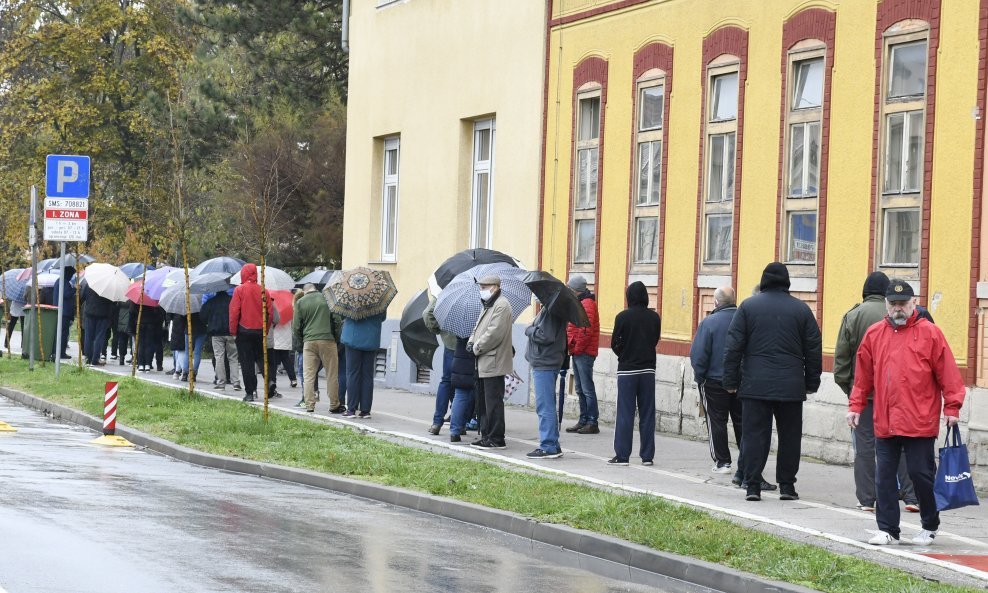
[125,280,160,307]
[271,290,294,325]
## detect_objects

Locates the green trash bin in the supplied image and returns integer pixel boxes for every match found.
[21,304,59,361]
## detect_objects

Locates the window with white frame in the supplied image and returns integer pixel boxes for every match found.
[380,137,400,261]
[782,52,824,268]
[573,92,601,266]
[632,80,664,266]
[470,119,495,249]
[878,33,927,270]
[701,67,739,269]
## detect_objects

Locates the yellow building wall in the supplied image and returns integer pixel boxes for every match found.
[543,0,980,364]
[343,0,545,318]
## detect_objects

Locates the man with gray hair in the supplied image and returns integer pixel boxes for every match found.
[293,282,344,414]
[690,286,743,484]
[468,274,514,450]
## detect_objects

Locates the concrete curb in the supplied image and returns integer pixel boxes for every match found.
[0,385,818,593]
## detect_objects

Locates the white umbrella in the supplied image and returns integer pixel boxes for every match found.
[81,263,130,302]
[231,266,295,291]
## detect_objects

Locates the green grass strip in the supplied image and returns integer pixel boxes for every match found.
[0,356,979,593]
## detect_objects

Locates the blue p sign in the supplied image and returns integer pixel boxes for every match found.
[46,155,91,198]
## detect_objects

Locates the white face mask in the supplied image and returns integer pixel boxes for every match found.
[479,288,495,301]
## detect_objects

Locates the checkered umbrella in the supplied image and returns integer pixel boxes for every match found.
[433,263,531,339]
[324,267,397,320]
[2,269,28,303]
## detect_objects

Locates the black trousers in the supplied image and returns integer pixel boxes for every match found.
[876,436,938,538]
[741,398,803,490]
[476,376,505,444]
[267,348,297,387]
[112,330,129,360]
[236,331,264,396]
[700,380,743,467]
[137,325,159,367]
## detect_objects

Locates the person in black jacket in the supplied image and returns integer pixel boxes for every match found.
[723,262,822,502]
[80,284,114,366]
[609,281,661,466]
[201,290,241,391]
[448,337,476,443]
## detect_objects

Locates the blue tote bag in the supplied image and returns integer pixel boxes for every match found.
[934,425,980,512]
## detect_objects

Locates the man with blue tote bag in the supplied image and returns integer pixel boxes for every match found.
[847,280,966,546]
[934,425,980,511]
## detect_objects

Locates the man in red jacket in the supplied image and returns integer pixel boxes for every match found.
[847,279,965,547]
[565,275,601,434]
[230,263,275,403]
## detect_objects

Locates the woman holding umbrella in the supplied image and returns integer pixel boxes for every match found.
[341,312,385,419]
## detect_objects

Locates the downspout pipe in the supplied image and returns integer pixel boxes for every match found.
[342,0,350,53]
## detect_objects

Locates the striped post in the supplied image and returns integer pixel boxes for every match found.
[103,382,118,436]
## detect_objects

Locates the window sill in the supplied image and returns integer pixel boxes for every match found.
[367,260,398,266]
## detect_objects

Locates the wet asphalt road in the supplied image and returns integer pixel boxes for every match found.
[0,397,666,593]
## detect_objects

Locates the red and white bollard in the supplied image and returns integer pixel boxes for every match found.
[103,381,118,436]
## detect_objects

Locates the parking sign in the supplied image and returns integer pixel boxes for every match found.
[45,155,91,198]
[44,155,90,241]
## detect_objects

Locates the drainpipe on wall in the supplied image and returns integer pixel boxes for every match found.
[341,0,350,53]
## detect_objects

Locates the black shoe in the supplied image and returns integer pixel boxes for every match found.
[470,438,486,447]
[306,408,315,413]
[565,422,587,433]
[450,434,461,443]
[428,424,441,435]
[329,405,346,414]
[269,391,283,399]
[180,374,188,382]
[60,353,71,360]
[741,480,777,491]
[779,487,799,501]
[470,439,496,450]
[526,448,562,459]
[746,490,761,502]
[242,395,257,402]
[607,456,630,466]
[576,423,600,434]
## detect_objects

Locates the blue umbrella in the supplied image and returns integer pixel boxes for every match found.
[120,262,155,279]
[192,256,245,276]
[433,263,531,339]
[2,269,28,303]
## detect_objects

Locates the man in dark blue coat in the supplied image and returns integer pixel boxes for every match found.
[723,262,822,502]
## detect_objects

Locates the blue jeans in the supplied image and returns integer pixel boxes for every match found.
[449,387,474,436]
[432,348,455,426]
[178,334,206,374]
[572,354,598,424]
[614,372,656,462]
[345,348,376,413]
[533,369,562,454]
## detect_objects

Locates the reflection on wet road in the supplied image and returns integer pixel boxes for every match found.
[0,397,667,593]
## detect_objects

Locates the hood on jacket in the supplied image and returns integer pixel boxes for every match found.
[626,281,649,307]
[759,262,790,292]
[862,271,891,299]
[241,263,258,284]
[577,289,595,301]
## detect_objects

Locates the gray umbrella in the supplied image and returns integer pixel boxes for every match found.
[159,285,202,315]
[189,272,233,294]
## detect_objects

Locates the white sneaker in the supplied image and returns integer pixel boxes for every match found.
[868,531,900,545]
[711,463,733,474]
[911,529,937,545]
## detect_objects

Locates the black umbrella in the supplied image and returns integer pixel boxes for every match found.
[399,289,439,370]
[432,248,518,290]
[523,271,590,328]
[295,269,333,290]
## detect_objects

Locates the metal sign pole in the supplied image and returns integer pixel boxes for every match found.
[28,186,38,371]
[54,241,66,377]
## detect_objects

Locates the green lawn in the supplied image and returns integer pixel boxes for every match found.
[0,355,979,593]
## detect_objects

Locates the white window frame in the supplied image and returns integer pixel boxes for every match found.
[877,27,928,273]
[700,62,739,273]
[573,89,601,270]
[380,137,400,262]
[632,76,665,268]
[469,118,496,249]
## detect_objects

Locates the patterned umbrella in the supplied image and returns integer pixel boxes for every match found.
[231,266,295,291]
[143,266,178,299]
[189,272,233,294]
[324,267,397,320]
[192,256,245,276]
[81,263,130,302]
[2,269,28,303]
[434,263,531,339]
[159,285,202,315]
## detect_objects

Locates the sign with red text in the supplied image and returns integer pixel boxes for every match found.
[43,197,88,241]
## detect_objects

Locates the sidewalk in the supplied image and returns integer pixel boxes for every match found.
[7,331,988,589]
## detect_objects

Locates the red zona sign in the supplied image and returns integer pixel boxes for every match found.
[45,209,88,220]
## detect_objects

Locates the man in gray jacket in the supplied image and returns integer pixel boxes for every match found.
[834,271,919,513]
[524,296,568,459]
[468,275,514,450]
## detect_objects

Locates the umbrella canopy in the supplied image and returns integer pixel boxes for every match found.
[189,272,233,294]
[295,269,333,289]
[81,263,130,302]
[162,268,192,290]
[35,272,60,288]
[400,289,439,370]
[271,290,295,325]
[431,249,519,292]
[434,263,531,339]
[124,280,160,307]
[16,258,59,281]
[159,285,202,315]
[192,256,245,276]
[324,267,398,320]
[231,265,295,291]
[1,269,28,303]
[522,271,591,328]
[56,253,95,268]
[119,262,154,279]
[142,266,178,300]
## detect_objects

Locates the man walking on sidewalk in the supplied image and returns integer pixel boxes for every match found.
[565,274,601,435]
[524,296,568,459]
[834,272,920,513]
[294,283,344,414]
[468,275,513,450]
[848,279,965,546]
[724,262,822,502]
[690,285,743,485]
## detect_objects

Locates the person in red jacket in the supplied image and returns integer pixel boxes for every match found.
[230,263,275,402]
[847,279,965,547]
[564,275,601,434]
